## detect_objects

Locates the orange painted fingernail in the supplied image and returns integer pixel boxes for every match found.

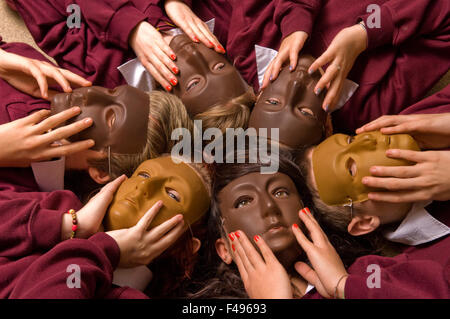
[254,235,260,242]
[172,67,179,74]
[301,208,307,214]
[165,85,172,92]
[170,54,176,61]
[305,207,311,214]
[235,231,240,239]
[228,233,235,241]
[232,244,235,252]
[209,41,214,47]
[293,223,299,228]
[170,78,177,86]
[193,36,199,42]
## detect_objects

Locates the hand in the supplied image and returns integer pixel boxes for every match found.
[362,149,450,203]
[164,0,224,53]
[0,107,94,167]
[129,21,179,92]
[308,24,367,112]
[261,31,309,90]
[356,113,450,150]
[292,208,348,299]
[0,49,91,100]
[228,230,293,299]
[106,201,186,268]
[61,175,127,240]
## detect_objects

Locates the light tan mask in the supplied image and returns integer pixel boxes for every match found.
[104,157,210,230]
[312,131,420,206]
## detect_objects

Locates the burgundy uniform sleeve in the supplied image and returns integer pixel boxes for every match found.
[273,0,323,39]
[358,0,450,50]
[344,239,450,299]
[0,190,82,259]
[9,233,125,299]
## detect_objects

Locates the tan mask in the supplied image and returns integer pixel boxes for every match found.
[249,55,327,149]
[51,85,149,154]
[170,34,249,116]
[104,157,210,230]
[312,131,420,206]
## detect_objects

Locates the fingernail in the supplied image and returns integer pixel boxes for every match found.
[170,54,176,61]
[315,88,322,95]
[325,104,330,112]
[157,200,163,207]
[254,235,260,242]
[232,244,235,252]
[301,208,307,215]
[72,106,81,112]
[293,223,299,228]
[235,231,240,239]
[362,177,369,184]
[269,75,273,81]
[193,36,199,43]
[217,45,226,53]
[370,167,378,173]
[209,41,214,47]
[308,68,315,75]
[305,207,311,214]
[289,65,294,71]
[165,85,172,92]
[172,67,179,74]
[170,78,177,86]
[84,118,92,124]
[228,233,235,242]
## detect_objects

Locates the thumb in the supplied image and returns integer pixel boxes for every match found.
[295,262,331,299]
[88,175,127,209]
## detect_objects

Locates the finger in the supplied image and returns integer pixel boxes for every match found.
[253,235,277,264]
[28,63,48,99]
[150,47,179,84]
[297,208,326,244]
[356,115,404,134]
[261,60,275,90]
[180,22,200,44]
[33,107,81,133]
[147,213,184,239]
[288,44,301,72]
[197,21,224,52]
[141,57,172,92]
[385,149,428,163]
[291,221,313,251]
[58,69,92,87]
[136,201,164,231]
[314,62,341,95]
[362,176,423,191]
[153,40,179,76]
[236,231,265,269]
[42,64,72,93]
[269,54,287,83]
[149,219,186,253]
[367,165,420,178]
[18,109,51,125]
[230,239,249,283]
[379,121,421,135]
[233,231,255,272]
[85,174,127,209]
[189,20,214,49]
[368,190,431,203]
[308,50,333,75]
[41,117,93,144]
[322,76,343,112]
[295,262,330,298]
[41,139,95,159]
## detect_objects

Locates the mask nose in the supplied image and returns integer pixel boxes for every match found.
[132,176,165,199]
[286,79,304,112]
[185,45,210,74]
[347,134,377,152]
[259,193,282,219]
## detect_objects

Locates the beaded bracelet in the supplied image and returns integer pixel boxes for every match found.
[67,209,78,239]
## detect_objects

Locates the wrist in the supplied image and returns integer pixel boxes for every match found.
[351,23,368,54]
[335,274,348,299]
[61,213,73,240]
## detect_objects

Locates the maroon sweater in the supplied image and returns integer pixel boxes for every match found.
[0,40,145,299]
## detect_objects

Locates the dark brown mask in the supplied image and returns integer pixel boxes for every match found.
[170,34,249,116]
[51,85,149,154]
[218,172,304,268]
[249,55,327,149]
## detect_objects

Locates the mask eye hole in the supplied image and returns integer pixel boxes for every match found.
[265,98,280,106]
[186,78,200,91]
[166,188,180,202]
[213,62,225,71]
[138,172,150,179]
[273,188,289,198]
[234,196,252,208]
[346,157,357,177]
[347,136,355,144]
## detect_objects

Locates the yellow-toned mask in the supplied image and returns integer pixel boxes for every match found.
[312,131,420,206]
[104,157,210,230]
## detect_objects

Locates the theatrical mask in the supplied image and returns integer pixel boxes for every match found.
[249,54,327,149]
[105,157,210,230]
[312,131,420,206]
[51,85,149,154]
